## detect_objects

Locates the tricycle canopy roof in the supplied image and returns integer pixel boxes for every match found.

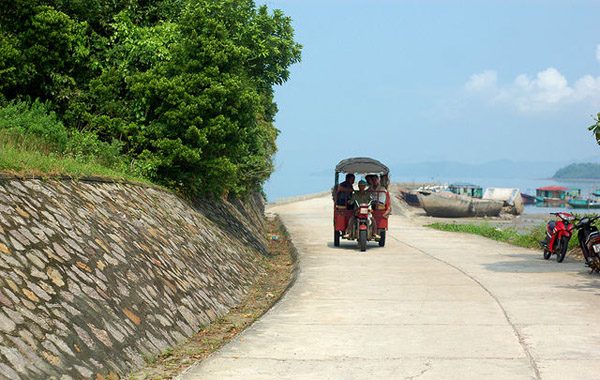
[335,157,389,175]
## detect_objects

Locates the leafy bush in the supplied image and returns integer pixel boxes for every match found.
[0,99,126,173]
[0,99,68,151]
[66,129,124,169]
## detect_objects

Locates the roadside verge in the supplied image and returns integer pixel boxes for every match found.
[129,216,298,380]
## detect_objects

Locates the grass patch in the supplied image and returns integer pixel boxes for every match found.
[128,216,295,380]
[0,133,150,184]
[425,222,550,249]
[427,213,600,254]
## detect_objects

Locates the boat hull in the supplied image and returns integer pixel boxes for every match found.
[400,190,421,207]
[417,192,503,218]
[520,193,537,204]
[568,199,600,209]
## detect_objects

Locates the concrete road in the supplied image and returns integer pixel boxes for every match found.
[180,195,600,379]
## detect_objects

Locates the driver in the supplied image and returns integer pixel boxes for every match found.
[344,179,376,238]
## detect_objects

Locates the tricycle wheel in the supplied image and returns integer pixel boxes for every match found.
[378,230,386,247]
[334,230,340,246]
[359,230,367,252]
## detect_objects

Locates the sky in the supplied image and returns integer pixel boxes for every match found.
[261,0,600,200]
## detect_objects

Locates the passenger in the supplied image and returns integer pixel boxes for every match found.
[335,173,355,208]
[344,180,376,238]
[380,174,390,189]
[369,175,391,219]
[369,176,385,203]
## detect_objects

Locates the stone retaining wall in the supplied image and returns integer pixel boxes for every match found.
[0,177,267,379]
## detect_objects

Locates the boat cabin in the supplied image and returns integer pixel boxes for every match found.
[448,183,482,198]
[535,186,581,202]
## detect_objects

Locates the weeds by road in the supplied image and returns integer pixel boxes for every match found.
[426,222,546,248]
[425,221,585,258]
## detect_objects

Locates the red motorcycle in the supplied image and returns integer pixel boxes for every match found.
[540,212,576,263]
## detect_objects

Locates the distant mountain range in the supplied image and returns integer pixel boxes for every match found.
[309,158,600,180]
[553,163,600,179]
[388,159,598,180]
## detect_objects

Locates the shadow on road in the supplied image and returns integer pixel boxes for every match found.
[482,254,600,295]
[482,253,587,274]
[325,241,386,251]
[556,277,600,296]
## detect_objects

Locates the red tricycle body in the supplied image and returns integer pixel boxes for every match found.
[332,157,391,250]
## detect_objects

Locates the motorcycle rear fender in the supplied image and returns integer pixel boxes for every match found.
[587,232,600,245]
[557,228,572,239]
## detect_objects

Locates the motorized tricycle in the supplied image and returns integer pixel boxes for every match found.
[332,157,391,251]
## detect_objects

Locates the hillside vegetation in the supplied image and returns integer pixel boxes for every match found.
[552,162,600,179]
[0,0,301,197]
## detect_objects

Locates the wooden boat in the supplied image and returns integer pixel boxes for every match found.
[400,190,420,206]
[536,186,580,205]
[417,191,503,217]
[543,197,568,205]
[482,188,524,215]
[448,183,483,198]
[521,193,537,204]
[568,199,600,209]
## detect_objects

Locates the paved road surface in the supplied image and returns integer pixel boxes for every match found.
[180,195,600,379]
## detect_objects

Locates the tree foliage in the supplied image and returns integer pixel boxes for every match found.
[589,112,600,146]
[0,0,301,197]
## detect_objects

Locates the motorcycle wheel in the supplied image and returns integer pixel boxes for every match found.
[543,248,551,260]
[359,230,367,252]
[334,230,340,247]
[378,230,386,247]
[556,236,569,263]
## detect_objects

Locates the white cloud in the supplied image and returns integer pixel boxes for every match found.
[465,66,600,112]
[574,75,600,101]
[465,70,497,92]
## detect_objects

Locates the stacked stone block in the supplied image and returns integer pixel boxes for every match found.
[0,177,266,379]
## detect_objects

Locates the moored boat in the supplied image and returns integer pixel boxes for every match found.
[417,191,503,218]
[568,199,600,209]
[400,190,421,206]
[448,183,483,198]
[482,188,524,215]
[521,193,537,204]
[536,186,581,205]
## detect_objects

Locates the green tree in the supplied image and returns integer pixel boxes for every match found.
[589,112,600,145]
[0,1,89,105]
[0,0,302,198]
[96,0,301,196]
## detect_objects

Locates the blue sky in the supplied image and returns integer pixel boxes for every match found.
[261,0,600,200]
